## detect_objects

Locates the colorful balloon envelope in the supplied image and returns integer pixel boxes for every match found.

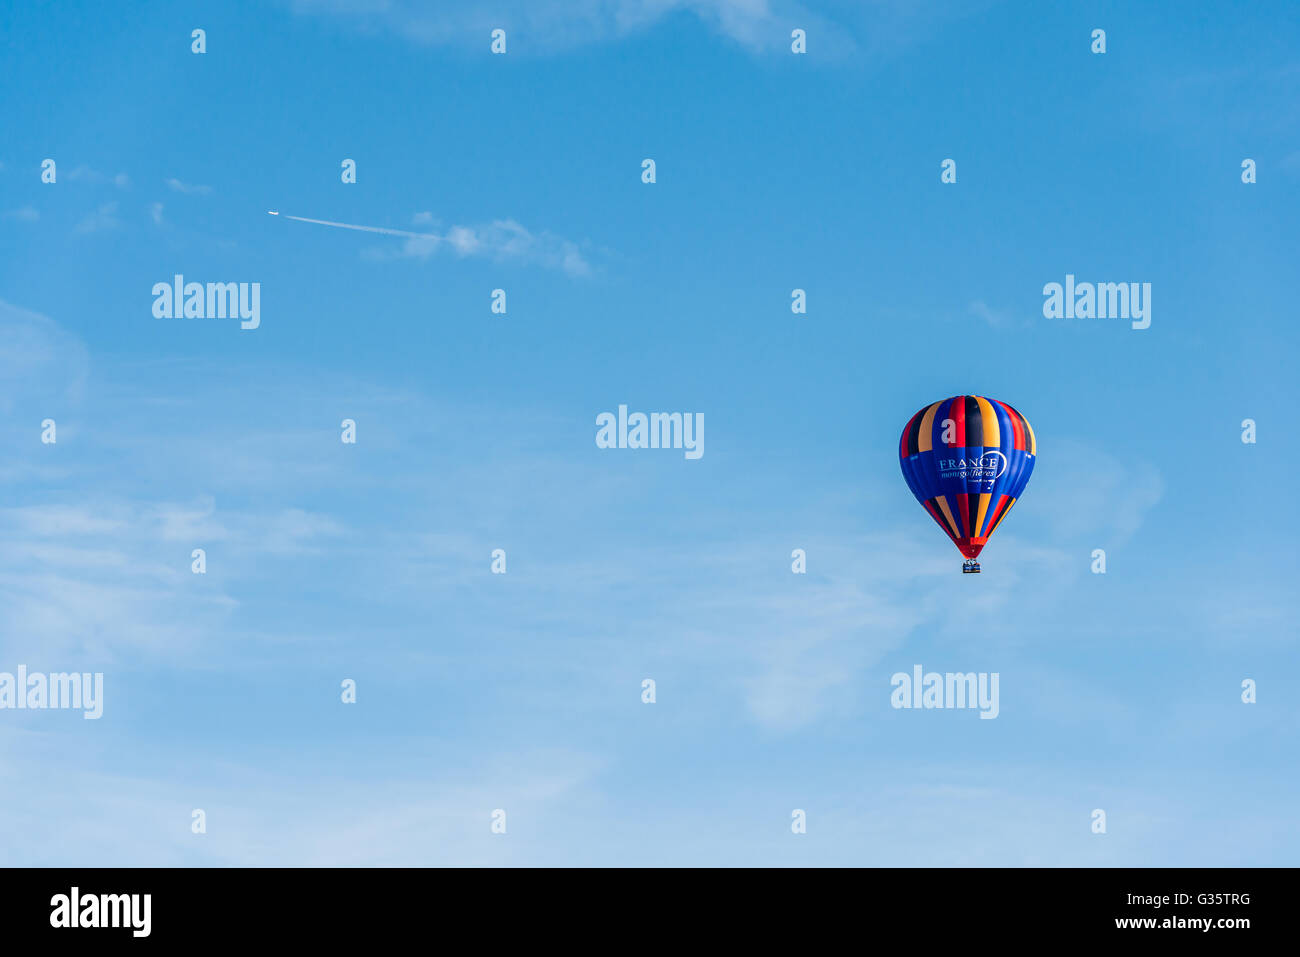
[899,396,1036,571]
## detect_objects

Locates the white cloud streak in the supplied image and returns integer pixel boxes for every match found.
[73,201,121,234]
[292,0,857,55]
[275,211,594,276]
[165,177,212,195]
[66,165,129,188]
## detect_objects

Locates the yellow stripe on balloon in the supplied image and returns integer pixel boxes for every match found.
[974,396,999,449]
[935,496,960,536]
[918,401,942,453]
[974,492,992,537]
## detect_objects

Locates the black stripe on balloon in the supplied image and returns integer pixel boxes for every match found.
[929,498,958,540]
[991,496,1014,534]
[907,406,927,456]
[900,412,918,456]
[965,396,982,448]
[986,496,1008,535]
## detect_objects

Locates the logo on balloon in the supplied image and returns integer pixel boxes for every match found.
[980,450,1008,478]
[937,450,1007,480]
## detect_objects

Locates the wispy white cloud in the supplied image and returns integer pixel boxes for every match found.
[389,217,594,276]
[73,200,121,234]
[66,165,129,188]
[969,299,1029,329]
[149,201,165,225]
[292,0,859,55]
[4,206,39,222]
[0,496,349,665]
[1028,438,1164,546]
[0,736,605,865]
[4,505,128,537]
[280,211,594,276]
[165,177,212,195]
[0,299,89,407]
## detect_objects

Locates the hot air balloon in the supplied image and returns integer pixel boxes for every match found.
[898,396,1036,573]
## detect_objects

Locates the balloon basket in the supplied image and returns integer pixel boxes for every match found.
[961,560,981,574]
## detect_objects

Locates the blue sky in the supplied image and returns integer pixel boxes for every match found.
[1,0,1297,865]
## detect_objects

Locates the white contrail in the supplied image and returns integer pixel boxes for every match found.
[268,211,441,241]
[266,210,593,277]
